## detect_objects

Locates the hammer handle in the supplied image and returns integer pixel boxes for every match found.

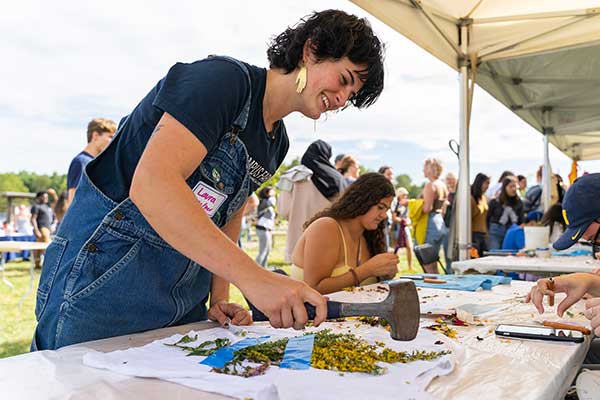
[250,301,343,322]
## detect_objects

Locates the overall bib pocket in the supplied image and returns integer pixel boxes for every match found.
[67,224,141,302]
[35,236,69,319]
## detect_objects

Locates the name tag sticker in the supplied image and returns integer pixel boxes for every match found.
[192,181,228,217]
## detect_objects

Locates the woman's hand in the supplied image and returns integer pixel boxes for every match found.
[525,273,592,316]
[208,302,252,327]
[239,270,327,330]
[363,253,399,278]
[584,297,600,336]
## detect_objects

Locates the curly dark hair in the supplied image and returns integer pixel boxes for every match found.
[267,9,385,109]
[304,172,395,256]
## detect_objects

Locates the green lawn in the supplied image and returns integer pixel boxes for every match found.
[0,232,414,359]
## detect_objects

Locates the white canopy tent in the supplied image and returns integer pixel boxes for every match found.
[350,0,600,260]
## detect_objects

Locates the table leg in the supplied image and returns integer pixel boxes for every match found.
[18,256,35,309]
[0,254,15,290]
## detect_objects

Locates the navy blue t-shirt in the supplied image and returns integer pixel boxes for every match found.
[67,151,94,190]
[88,57,289,202]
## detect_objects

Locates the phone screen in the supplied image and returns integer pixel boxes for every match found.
[495,324,584,342]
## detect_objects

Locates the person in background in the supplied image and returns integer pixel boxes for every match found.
[523,165,543,216]
[67,118,117,205]
[541,203,567,244]
[392,187,413,270]
[239,192,259,247]
[255,186,276,268]
[422,157,448,273]
[378,165,394,183]
[33,9,385,350]
[517,174,527,198]
[378,165,394,250]
[445,172,457,200]
[487,177,523,250]
[278,140,346,263]
[443,171,457,268]
[554,173,566,204]
[291,173,398,294]
[485,170,515,199]
[52,191,69,231]
[339,155,360,185]
[471,173,490,257]
[14,204,33,235]
[30,191,55,268]
[334,153,346,170]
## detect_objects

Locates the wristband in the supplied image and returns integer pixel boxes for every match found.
[349,268,360,287]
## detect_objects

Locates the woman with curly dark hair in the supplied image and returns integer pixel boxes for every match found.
[291,173,399,294]
[32,9,385,350]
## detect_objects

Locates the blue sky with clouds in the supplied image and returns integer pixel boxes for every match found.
[3,0,599,186]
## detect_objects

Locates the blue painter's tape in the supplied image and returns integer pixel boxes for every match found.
[200,336,270,368]
[280,334,315,370]
[412,274,511,291]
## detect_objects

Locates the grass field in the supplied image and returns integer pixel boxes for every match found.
[0,231,413,359]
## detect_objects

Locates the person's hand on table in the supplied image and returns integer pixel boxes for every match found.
[591,266,600,276]
[240,270,327,330]
[208,302,252,327]
[584,297,600,336]
[526,273,591,316]
[33,229,42,239]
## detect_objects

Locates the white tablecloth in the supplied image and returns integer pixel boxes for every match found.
[0,281,592,400]
[452,255,600,275]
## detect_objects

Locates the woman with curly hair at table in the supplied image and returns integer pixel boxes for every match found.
[291,173,399,294]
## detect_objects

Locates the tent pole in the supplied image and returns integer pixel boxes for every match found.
[457,24,470,261]
[543,133,552,212]
[542,109,552,212]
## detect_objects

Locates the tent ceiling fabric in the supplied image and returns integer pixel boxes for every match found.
[351,0,600,160]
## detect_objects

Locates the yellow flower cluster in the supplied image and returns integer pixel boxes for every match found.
[311,330,450,375]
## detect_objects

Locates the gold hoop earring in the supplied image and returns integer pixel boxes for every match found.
[295,65,307,93]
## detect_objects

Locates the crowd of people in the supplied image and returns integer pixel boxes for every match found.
[470,166,571,257]
[1,118,118,268]
[7,8,592,367]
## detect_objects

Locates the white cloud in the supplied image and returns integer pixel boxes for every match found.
[1,0,599,183]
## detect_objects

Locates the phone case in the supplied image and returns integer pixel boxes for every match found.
[495,325,584,343]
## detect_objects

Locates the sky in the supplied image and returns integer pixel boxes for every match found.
[3,0,600,186]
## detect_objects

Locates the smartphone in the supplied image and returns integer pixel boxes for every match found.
[495,324,584,343]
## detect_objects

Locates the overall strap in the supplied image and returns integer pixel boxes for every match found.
[207,55,252,135]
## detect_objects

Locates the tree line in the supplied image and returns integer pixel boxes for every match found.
[0,166,423,212]
[0,172,67,211]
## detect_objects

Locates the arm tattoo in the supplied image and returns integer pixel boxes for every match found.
[151,124,164,137]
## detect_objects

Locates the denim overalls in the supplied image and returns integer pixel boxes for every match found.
[32,57,253,350]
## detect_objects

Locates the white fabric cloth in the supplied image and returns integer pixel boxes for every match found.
[0,281,591,400]
[331,281,593,400]
[452,254,600,275]
[83,323,455,400]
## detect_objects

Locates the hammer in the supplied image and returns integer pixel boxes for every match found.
[250,280,421,341]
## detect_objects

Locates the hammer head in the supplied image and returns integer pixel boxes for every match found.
[381,280,420,340]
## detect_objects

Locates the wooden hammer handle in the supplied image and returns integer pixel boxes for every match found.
[542,320,591,335]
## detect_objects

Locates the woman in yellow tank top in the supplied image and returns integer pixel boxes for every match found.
[291,173,399,294]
